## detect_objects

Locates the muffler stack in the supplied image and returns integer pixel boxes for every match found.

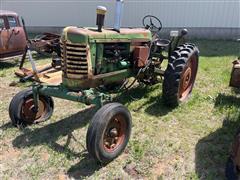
[114,0,124,32]
[96,6,107,32]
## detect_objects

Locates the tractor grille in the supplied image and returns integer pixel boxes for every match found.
[60,41,88,79]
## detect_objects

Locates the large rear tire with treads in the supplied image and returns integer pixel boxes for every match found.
[162,43,199,107]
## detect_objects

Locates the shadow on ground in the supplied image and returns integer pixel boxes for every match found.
[67,153,103,178]
[115,84,174,116]
[9,106,103,178]
[4,84,174,178]
[0,61,18,69]
[195,93,240,179]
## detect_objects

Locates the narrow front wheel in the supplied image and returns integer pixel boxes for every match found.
[9,89,54,127]
[86,103,132,163]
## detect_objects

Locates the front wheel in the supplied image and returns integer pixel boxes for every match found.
[162,43,199,107]
[86,103,132,163]
[9,89,54,127]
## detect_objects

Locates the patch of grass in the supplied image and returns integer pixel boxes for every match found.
[0,69,7,77]
[129,139,150,161]
[0,39,239,179]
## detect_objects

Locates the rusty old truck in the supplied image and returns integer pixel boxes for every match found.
[0,10,27,60]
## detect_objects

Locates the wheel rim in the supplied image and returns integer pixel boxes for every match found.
[21,97,48,123]
[103,114,127,153]
[179,54,198,100]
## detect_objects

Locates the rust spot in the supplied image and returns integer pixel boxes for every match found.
[15,64,62,85]
[0,11,27,59]
[230,59,240,88]
[133,46,149,67]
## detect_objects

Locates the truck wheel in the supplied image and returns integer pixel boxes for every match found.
[86,103,132,163]
[162,43,199,107]
[9,89,54,127]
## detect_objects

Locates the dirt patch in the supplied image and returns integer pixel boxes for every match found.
[123,162,141,179]
[40,152,50,161]
[0,147,21,161]
[151,153,184,178]
[57,173,68,180]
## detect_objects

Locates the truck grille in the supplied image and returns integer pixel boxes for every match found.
[60,41,88,79]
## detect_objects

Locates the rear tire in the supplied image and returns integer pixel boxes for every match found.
[9,89,54,127]
[86,103,132,163]
[162,43,199,107]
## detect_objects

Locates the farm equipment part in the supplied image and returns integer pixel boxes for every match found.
[29,32,61,56]
[229,39,240,88]
[230,58,240,88]
[15,18,61,83]
[9,1,199,163]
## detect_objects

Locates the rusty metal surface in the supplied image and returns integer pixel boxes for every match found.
[0,11,27,59]
[62,69,131,90]
[103,114,126,153]
[179,55,198,101]
[133,46,149,67]
[15,64,62,85]
[30,33,60,55]
[65,27,152,44]
[60,40,89,79]
[230,60,240,88]
[67,27,151,37]
[22,97,46,123]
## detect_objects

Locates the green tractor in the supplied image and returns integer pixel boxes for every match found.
[9,2,199,163]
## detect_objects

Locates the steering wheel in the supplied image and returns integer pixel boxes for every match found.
[142,15,162,34]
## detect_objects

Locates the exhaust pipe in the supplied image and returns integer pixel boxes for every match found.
[114,0,124,33]
[96,6,107,32]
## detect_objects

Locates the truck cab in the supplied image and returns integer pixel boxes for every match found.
[0,10,27,60]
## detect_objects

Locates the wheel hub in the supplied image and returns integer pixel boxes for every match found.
[22,98,46,123]
[182,67,192,91]
[109,128,118,137]
[103,115,126,152]
[179,56,197,100]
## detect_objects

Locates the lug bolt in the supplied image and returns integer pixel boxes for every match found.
[110,128,118,137]
[105,142,110,147]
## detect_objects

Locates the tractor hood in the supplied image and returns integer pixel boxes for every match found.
[62,26,152,44]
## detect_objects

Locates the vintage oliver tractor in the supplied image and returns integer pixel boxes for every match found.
[9,2,199,163]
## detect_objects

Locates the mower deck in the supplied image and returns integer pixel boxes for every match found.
[15,64,62,85]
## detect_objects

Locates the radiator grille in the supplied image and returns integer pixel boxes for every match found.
[60,41,88,79]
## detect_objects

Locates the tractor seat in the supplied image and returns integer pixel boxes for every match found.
[155,39,170,48]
